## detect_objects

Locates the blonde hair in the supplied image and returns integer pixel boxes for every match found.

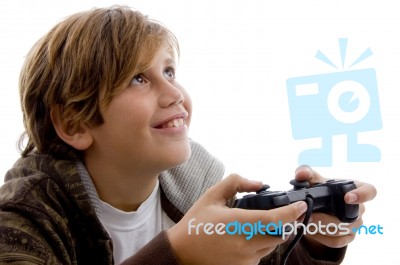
[19,6,179,159]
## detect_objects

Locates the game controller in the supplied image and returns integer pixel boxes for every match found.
[233,179,359,223]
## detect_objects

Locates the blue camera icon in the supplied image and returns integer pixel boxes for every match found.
[286,68,382,166]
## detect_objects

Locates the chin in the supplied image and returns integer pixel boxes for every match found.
[164,140,192,168]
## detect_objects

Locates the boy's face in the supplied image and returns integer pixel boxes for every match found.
[85,47,192,177]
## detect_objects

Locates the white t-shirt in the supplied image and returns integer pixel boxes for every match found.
[99,181,163,265]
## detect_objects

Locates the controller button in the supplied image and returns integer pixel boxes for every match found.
[289,179,310,190]
[256,184,271,194]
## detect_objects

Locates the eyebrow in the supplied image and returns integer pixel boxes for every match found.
[164,57,176,66]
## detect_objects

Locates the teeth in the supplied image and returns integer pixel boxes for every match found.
[166,118,184,128]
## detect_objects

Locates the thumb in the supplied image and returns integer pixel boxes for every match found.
[294,165,327,185]
[206,174,263,204]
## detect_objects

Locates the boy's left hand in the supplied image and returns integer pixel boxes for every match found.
[294,165,377,250]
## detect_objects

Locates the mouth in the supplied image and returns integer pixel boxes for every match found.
[152,113,188,129]
[155,117,186,129]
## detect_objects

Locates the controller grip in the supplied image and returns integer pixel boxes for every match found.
[338,183,359,222]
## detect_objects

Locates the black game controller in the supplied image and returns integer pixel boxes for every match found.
[233,179,359,223]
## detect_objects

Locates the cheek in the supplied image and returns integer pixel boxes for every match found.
[182,89,193,126]
[103,98,152,134]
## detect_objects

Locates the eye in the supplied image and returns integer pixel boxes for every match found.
[129,74,146,86]
[163,67,176,80]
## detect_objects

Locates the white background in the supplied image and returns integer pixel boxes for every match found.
[0,0,398,264]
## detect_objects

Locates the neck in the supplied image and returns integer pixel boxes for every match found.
[84,156,159,212]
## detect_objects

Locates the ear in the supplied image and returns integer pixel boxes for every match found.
[50,106,93,151]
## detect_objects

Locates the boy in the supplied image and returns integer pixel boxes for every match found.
[0,6,376,265]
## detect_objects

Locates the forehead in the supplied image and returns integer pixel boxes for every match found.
[135,46,175,77]
[149,46,176,67]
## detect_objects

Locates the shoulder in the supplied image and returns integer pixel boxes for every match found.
[0,153,104,264]
[1,153,79,207]
[0,154,76,232]
[0,210,51,262]
[0,161,63,264]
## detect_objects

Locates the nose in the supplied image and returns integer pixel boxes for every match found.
[158,81,184,108]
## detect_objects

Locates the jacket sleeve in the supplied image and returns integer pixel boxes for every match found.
[120,231,179,265]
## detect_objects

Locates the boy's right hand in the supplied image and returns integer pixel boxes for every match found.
[167,174,307,265]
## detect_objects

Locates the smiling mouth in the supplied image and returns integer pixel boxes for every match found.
[156,118,186,129]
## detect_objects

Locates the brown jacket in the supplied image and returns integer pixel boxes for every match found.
[0,141,346,264]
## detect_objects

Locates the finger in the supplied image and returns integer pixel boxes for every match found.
[266,201,308,225]
[304,213,362,248]
[228,200,308,227]
[344,182,377,204]
[294,165,327,185]
[206,174,263,203]
[308,207,365,228]
[358,203,366,216]
[345,215,364,235]
[229,220,292,251]
[308,212,341,227]
[306,207,364,237]
[220,202,307,251]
